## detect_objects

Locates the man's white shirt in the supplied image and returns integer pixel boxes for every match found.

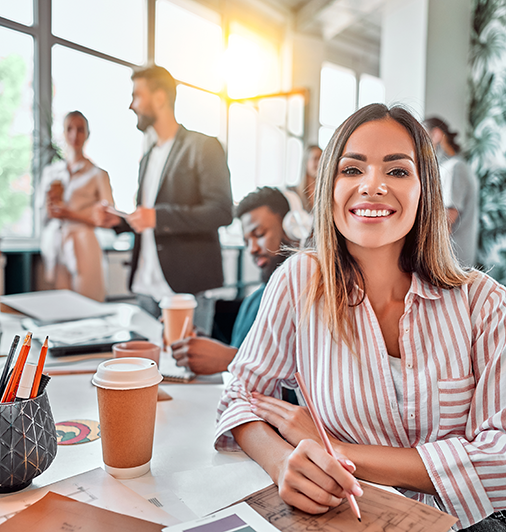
[132,139,175,301]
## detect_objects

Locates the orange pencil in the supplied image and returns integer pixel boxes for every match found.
[30,336,49,399]
[1,332,32,403]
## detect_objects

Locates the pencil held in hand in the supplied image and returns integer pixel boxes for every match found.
[294,371,362,522]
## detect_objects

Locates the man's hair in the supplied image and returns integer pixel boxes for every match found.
[236,187,290,220]
[131,65,177,109]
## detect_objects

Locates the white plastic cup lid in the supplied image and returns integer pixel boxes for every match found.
[92,357,162,390]
[159,293,197,310]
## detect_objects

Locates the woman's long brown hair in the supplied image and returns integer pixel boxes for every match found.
[305,104,473,349]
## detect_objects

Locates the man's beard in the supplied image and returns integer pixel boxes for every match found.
[260,240,291,283]
[136,113,156,132]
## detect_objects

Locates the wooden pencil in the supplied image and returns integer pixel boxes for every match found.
[294,372,362,522]
[0,335,20,397]
[1,332,32,403]
[30,336,49,398]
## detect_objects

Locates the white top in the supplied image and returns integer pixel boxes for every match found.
[388,355,404,419]
[132,140,175,301]
[214,252,506,529]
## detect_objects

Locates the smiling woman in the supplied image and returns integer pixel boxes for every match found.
[214,104,506,531]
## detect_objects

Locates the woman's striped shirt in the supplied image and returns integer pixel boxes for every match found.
[214,252,506,529]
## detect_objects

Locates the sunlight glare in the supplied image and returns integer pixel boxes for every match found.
[223,34,262,99]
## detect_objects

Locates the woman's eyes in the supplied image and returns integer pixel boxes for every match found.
[387,168,410,177]
[341,166,362,175]
[339,165,411,177]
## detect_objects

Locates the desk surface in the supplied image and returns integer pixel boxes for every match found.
[0,306,271,523]
[6,372,270,522]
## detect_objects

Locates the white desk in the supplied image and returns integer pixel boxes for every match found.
[0,306,271,522]
[17,371,270,521]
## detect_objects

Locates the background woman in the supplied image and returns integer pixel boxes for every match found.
[214,104,506,531]
[424,116,479,267]
[39,110,114,302]
[293,144,322,212]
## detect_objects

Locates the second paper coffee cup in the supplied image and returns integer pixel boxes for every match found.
[92,357,162,479]
[159,294,197,346]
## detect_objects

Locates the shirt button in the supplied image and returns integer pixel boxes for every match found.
[409,413,415,419]
[404,328,409,334]
[406,363,413,369]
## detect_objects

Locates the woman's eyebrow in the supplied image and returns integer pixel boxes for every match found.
[383,153,414,163]
[340,152,366,161]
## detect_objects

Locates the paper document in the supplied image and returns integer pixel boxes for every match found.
[239,483,457,532]
[0,467,178,527]
[170,461,272,518]
[28,318,124,345]
[1,290,114,324]
[0,492,165,531]
[163,502,279,532]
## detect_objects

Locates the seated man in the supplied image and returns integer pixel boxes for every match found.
[170,187,294,374]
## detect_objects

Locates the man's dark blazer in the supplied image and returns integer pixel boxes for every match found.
[118,125,233,295]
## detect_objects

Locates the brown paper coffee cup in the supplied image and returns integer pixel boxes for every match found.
[92,358,162,479]
[113,341,161,367]
[159,294,197,346]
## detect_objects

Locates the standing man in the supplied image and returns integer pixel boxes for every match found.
[96,66,233,316]
[170,187,295,375]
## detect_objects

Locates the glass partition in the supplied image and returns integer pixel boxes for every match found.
[0,27,34,237]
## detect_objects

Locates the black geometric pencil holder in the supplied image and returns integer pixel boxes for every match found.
[0,391,57,493]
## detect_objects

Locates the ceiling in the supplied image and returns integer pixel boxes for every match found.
[266,0,386,52]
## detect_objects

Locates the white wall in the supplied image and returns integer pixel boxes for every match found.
[380,0,429,120]
[425,0,472,139]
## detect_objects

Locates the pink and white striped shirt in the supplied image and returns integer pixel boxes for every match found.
[214,252,506,529]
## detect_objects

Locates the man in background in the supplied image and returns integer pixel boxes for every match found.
[96,65,232,316]
[170,187,294,374]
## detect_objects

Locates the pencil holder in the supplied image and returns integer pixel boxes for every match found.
[0,391,57,493]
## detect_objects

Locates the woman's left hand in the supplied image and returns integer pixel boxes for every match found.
[47,202,69,220]
[250,392,323,447]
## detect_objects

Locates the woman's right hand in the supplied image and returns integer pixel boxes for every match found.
[275,438,363,514]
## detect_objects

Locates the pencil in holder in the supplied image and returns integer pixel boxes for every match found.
[0,390,57,493]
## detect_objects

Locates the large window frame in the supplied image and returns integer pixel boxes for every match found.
[0,0,307,241]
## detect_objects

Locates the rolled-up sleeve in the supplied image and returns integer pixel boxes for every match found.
[214,264,298,451]
[417,279,506,529]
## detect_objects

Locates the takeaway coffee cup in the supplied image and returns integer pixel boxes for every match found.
[92,358,162,479]
[113,340,161,367]
[159,294,197,346]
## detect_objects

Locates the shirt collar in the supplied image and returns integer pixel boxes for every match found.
[408,272,443,300]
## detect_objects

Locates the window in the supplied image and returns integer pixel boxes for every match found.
[155,0,223,93]
[52,46,143,213]
[174,85,222,139]
[228,93,305,201]
[52,0,146,64]
[0,26,34,237]
[319,63,385,149]
[359,74,385,108]
[0,0,303,239]
[0,0,33,26]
